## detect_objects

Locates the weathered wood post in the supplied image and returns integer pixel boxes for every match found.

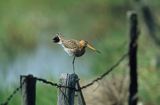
[76,82,86,105]
[57,73,78,105]
[128,11,139,105]
[20,74,36,105]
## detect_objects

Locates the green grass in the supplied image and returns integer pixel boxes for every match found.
[36,83,57,105]
[0,0,160,105]
[0,83,57,105]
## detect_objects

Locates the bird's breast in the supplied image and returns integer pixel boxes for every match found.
[74,48,85,57]
[63,47,74,56]
[62,46,85,57]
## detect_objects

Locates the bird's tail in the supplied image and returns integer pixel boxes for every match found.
[87,44,101,53]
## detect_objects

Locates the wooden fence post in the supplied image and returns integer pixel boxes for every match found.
[128,11,139,105]
[57,73,78,105]
[20,74,36,105]
[76,82,86,105]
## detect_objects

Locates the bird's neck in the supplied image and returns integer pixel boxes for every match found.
[79,43,86,49]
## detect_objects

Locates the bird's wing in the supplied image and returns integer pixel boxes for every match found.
[62,39,79,49]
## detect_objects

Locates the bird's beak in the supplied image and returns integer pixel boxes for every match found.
[87,44,101,53]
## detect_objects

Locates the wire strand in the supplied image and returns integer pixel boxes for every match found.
[81,52,128,89]
[0,52,128,105]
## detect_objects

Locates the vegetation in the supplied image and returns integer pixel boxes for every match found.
[0,0,160,105]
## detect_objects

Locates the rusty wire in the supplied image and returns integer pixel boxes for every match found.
[0,79,25,105]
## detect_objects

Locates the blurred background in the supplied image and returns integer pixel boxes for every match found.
[0,0,160,105]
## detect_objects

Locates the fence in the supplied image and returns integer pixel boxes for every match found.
[0,11,139,105]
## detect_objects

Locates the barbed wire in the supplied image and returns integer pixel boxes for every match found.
[35,52,128,90]
[0,79,26,105]
[35,77,77,90]
[0,52,128,105]
[81,52,128,89]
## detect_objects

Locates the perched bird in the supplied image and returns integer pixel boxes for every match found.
[53,33,100,73]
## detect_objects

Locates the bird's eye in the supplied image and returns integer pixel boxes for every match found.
[85,41,88,44]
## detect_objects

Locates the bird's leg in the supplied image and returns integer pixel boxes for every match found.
[72,56,76,73]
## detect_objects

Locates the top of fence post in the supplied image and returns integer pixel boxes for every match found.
[57,73,78,105]
[20,74,36,105]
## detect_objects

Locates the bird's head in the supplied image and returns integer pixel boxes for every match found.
[53,33,64,44]
[79,40,88,47]
[79,40,101,53]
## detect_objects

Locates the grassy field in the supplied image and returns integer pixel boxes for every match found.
[0,0,160,105]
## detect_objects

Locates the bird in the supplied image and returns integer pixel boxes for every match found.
[53,33,100,73]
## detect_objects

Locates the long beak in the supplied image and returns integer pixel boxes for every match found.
[87,44,101,53]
